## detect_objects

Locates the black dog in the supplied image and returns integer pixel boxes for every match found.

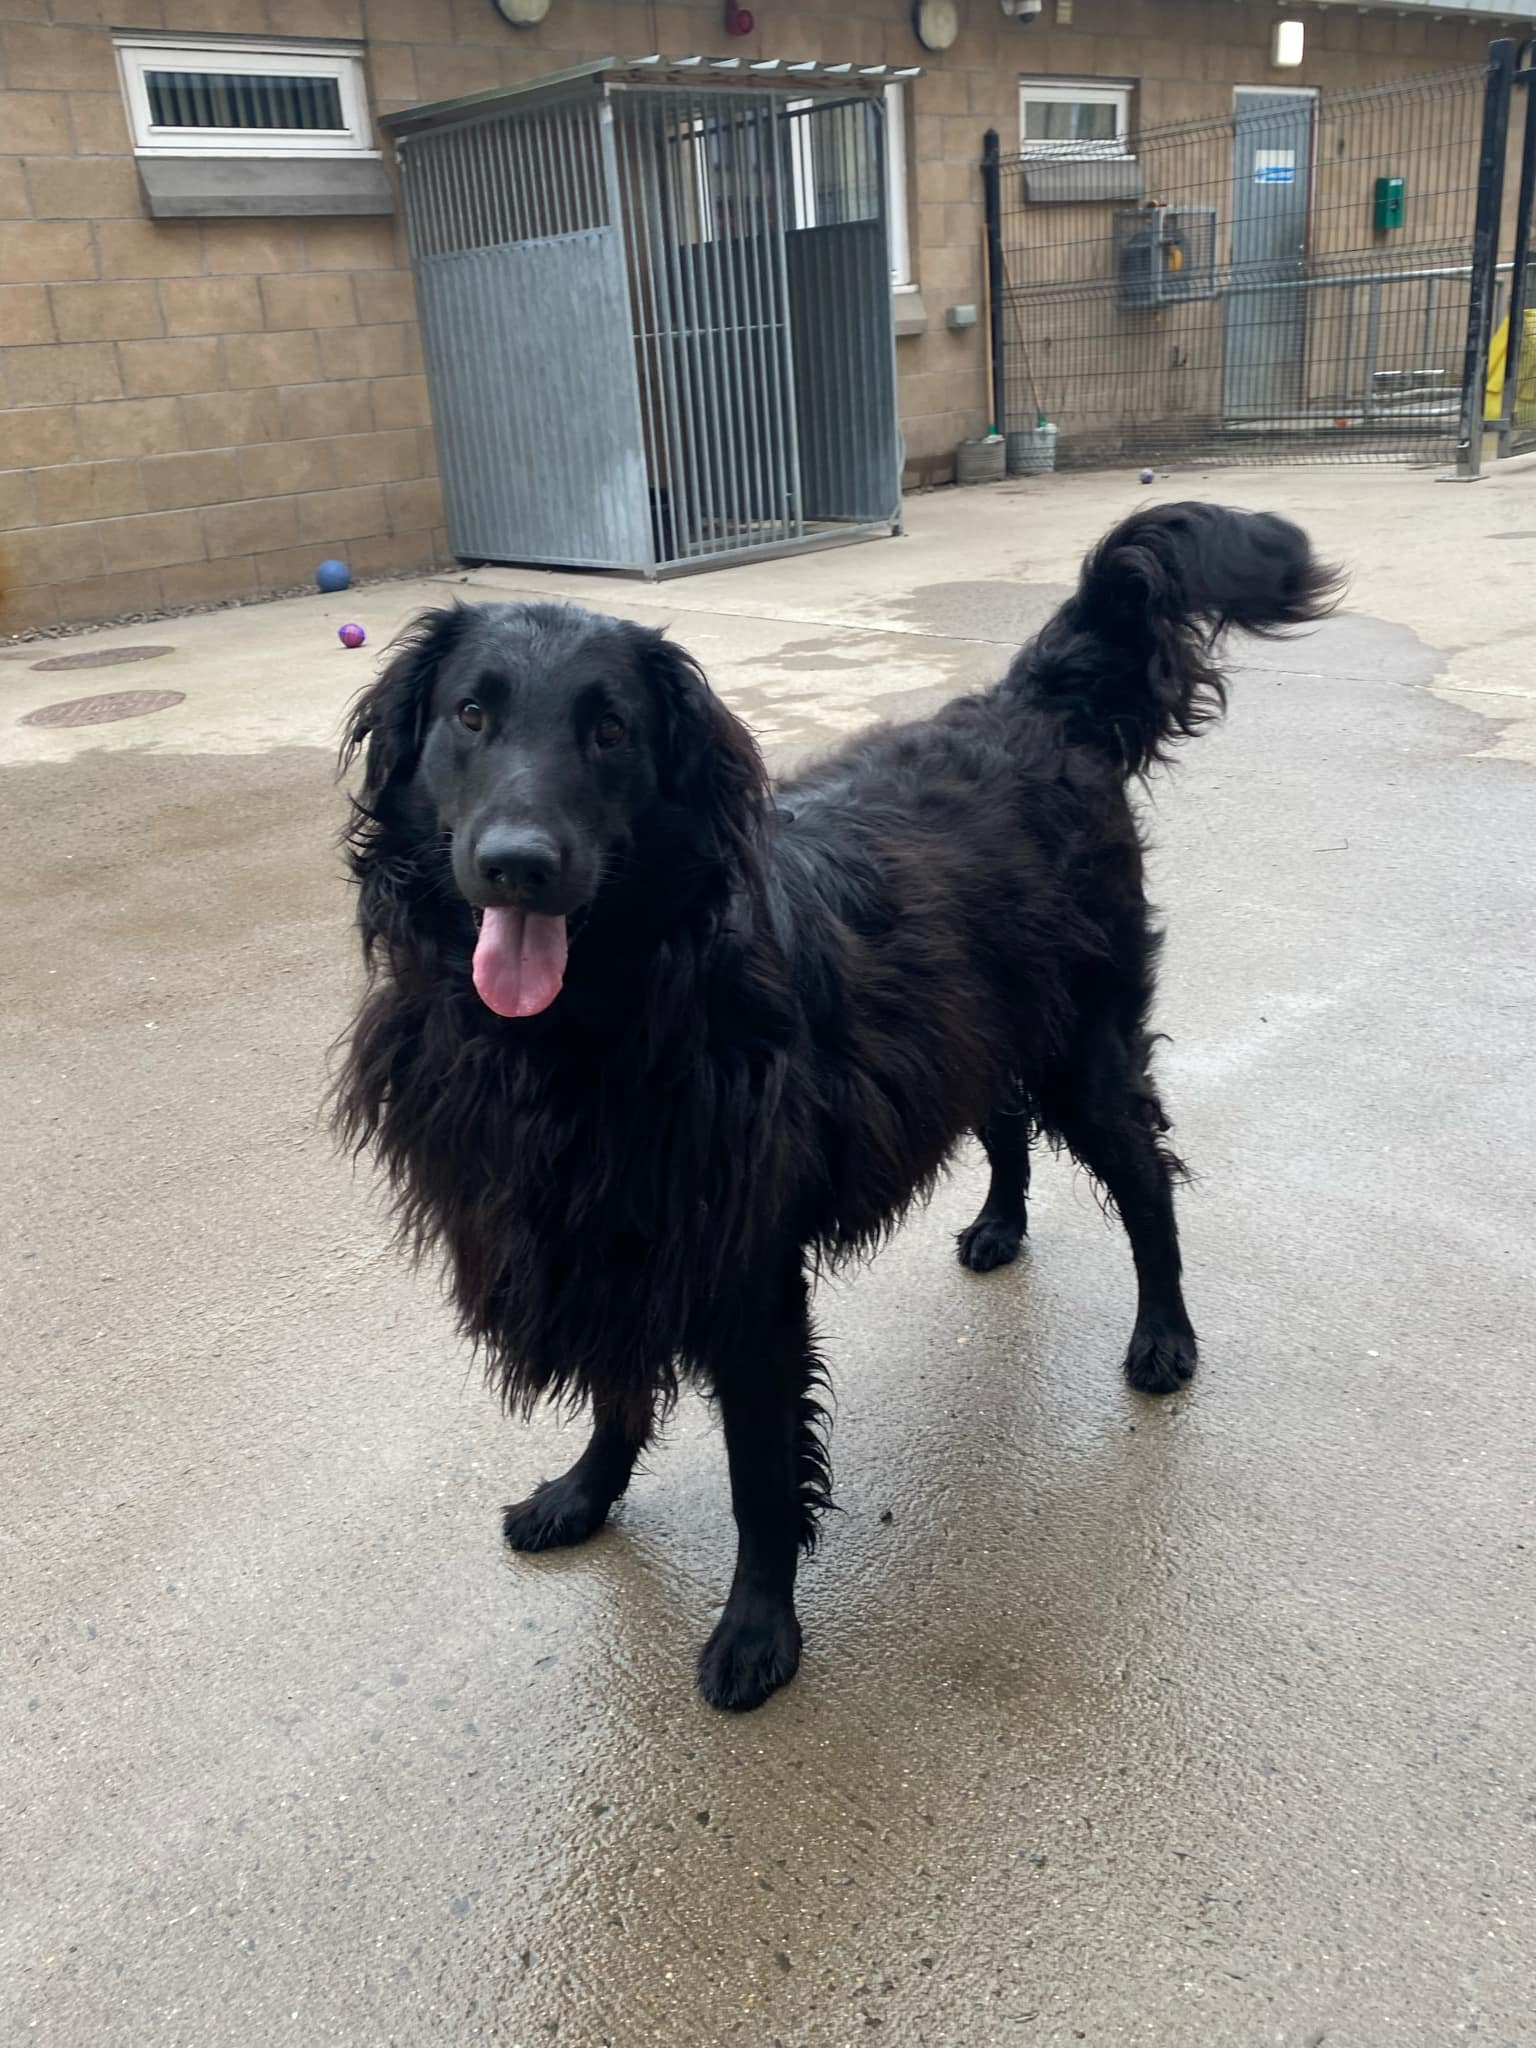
[336,502,1338,1711]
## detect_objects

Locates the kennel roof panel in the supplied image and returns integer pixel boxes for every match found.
[382,57,923,139]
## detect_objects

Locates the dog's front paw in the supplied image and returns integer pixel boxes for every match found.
[697,1600,802,1712]
[1124,1317,1198,1396]
[956,1214,1026,1273]
[502,1474,611,1553]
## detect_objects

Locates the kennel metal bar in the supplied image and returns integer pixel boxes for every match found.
[388,61,911,577]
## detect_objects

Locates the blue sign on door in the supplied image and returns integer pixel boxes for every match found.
[1253,149,1297,185]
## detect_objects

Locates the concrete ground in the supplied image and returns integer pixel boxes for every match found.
[2,465,1532,2047]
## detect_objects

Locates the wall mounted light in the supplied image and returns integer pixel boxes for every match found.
[1272,19,1306,67]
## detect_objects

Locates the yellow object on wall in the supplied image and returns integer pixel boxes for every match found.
[1484,310,1536,422]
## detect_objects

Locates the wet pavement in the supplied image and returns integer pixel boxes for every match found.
[2,473,1533,2045]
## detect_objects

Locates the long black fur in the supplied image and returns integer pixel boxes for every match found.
[335,501,1340,1711]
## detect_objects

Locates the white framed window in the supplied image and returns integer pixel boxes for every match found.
[786,84,911,290]
[115,36,376,158]
[1019,78,1131,161]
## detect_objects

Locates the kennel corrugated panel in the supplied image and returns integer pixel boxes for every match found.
[386,59,911,578]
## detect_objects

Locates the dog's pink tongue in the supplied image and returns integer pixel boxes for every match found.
[472,907,568,1018]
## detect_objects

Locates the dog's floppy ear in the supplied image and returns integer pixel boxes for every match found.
[340,607,468,972]
[340,605,466,802]
[637,626,767,871]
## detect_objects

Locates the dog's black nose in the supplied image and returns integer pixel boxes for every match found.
[475,827,561,899]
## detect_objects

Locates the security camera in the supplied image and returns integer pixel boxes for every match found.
[999,0,1044,20]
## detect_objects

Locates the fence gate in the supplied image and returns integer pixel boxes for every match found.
[388,60,906,576]
[984,58,1530,470]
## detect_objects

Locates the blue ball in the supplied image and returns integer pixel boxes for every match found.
[315,558,351,593]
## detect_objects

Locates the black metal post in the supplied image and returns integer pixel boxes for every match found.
[1457,38,1517,477]
[1497,48,1536,454]
[982,128,1006,433]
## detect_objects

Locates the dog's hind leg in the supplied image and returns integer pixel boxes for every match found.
[956,1102,1032,1273]
[1046,1035,1196,1396]
[697,1264,829,1713]
[503,1389,653,1553]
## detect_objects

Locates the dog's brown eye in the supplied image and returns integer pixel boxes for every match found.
[593,712,626,750]
[458,701,484,733]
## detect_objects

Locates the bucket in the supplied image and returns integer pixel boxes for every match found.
[956,434,1006,485]
[1006,423,1058,476]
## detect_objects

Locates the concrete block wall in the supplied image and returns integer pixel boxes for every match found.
[2,0,795,631]
[0,10,442,631]
[0,0,1524,628]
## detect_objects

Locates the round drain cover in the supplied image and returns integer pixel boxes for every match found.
[30,644,175,673]
[22,689,186,728]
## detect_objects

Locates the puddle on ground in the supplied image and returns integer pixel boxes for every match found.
[878,578,1074,645]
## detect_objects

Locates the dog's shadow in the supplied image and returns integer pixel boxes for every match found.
[507,1146,1195,1712]
[481,1160,1200,2035]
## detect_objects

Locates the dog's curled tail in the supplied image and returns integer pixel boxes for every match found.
[1006,501,1343,776]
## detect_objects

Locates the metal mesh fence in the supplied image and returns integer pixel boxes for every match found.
[990,67,1493,469]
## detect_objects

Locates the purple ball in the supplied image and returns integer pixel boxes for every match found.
[338,622,366,649]
[1140,468,1156,484]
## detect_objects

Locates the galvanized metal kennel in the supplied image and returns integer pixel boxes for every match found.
[387,59,911,577]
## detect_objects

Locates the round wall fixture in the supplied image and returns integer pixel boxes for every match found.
[493,0,550,26]
[913,0,959,51]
